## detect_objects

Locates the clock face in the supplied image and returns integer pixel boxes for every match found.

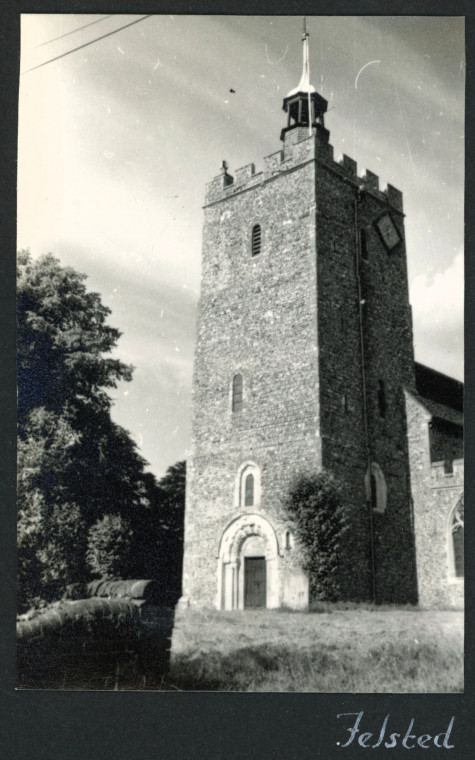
[375,214,400,251]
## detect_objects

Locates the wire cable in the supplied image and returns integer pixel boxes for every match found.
[36,15,114,47]
[22,14,151,74]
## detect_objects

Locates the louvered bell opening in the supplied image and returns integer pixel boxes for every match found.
[251,225,261,257]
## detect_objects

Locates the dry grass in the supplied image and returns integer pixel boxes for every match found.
[165,606,463,692]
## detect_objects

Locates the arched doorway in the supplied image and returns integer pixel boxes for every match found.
[217,513,280,610]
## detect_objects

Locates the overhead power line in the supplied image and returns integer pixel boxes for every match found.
[36,15,114,47]
[22,15,152,75]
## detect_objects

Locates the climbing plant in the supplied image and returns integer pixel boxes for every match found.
[285,472,348,602]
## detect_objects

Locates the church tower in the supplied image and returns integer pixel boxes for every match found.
[182,26,418,609]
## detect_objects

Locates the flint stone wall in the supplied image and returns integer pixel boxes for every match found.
[183,125,418,608]
[405,393,464,608]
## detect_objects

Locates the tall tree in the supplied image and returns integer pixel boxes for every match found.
[152,461,186,598]
[17,252,185,611]
[17,250,132,431]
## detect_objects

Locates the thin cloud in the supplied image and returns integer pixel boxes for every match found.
[410,252,464,379]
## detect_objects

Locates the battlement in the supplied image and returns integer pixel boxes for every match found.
[204,131,403,212]
[204,163,262,205]
[430,458,464,488]
[336,154,403,211]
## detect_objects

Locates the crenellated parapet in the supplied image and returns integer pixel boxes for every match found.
[335,154,403,212]
[430,459,464,489]
[204,131,403,213]
[204,161,263,205]
[234,162,257,184]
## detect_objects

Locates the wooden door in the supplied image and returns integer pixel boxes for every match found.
[244,557,266,608]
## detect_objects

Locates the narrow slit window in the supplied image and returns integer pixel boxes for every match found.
[378,380,387,419]
[370,473,378,512]
[244,474,254,506]
[232,374,243,412]
[366,462,387,514]
[251,224,262,257]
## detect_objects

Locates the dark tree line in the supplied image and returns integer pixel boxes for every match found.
[17,251,185,612]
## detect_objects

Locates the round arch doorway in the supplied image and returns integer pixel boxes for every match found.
[217,513,280,610]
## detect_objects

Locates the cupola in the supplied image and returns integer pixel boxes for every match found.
[280,21,329,143]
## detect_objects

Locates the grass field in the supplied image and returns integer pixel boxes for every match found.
[166,605,463,692]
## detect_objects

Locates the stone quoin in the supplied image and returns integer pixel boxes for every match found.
[181,25,464,611]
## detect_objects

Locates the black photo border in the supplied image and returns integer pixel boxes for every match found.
[1,2,473,758]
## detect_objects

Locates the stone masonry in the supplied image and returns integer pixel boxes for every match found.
[182,115,421,607]
[181,59,463,611]
[405,391,464,608]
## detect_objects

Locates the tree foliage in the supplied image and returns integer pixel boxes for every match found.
[154,461,186,595]
[17,250,132,429]
[285,472,348,602]
[86,514,133,580]
[17,407,88,606]
[17,252,185,611]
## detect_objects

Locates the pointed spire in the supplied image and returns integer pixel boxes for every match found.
[287,18,315,97]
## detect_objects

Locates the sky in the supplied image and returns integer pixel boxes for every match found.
[18,15,464,478]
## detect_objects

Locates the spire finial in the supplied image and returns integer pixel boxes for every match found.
[299,19,311,94]
[286,18,314,99]
[302,18,312,135]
